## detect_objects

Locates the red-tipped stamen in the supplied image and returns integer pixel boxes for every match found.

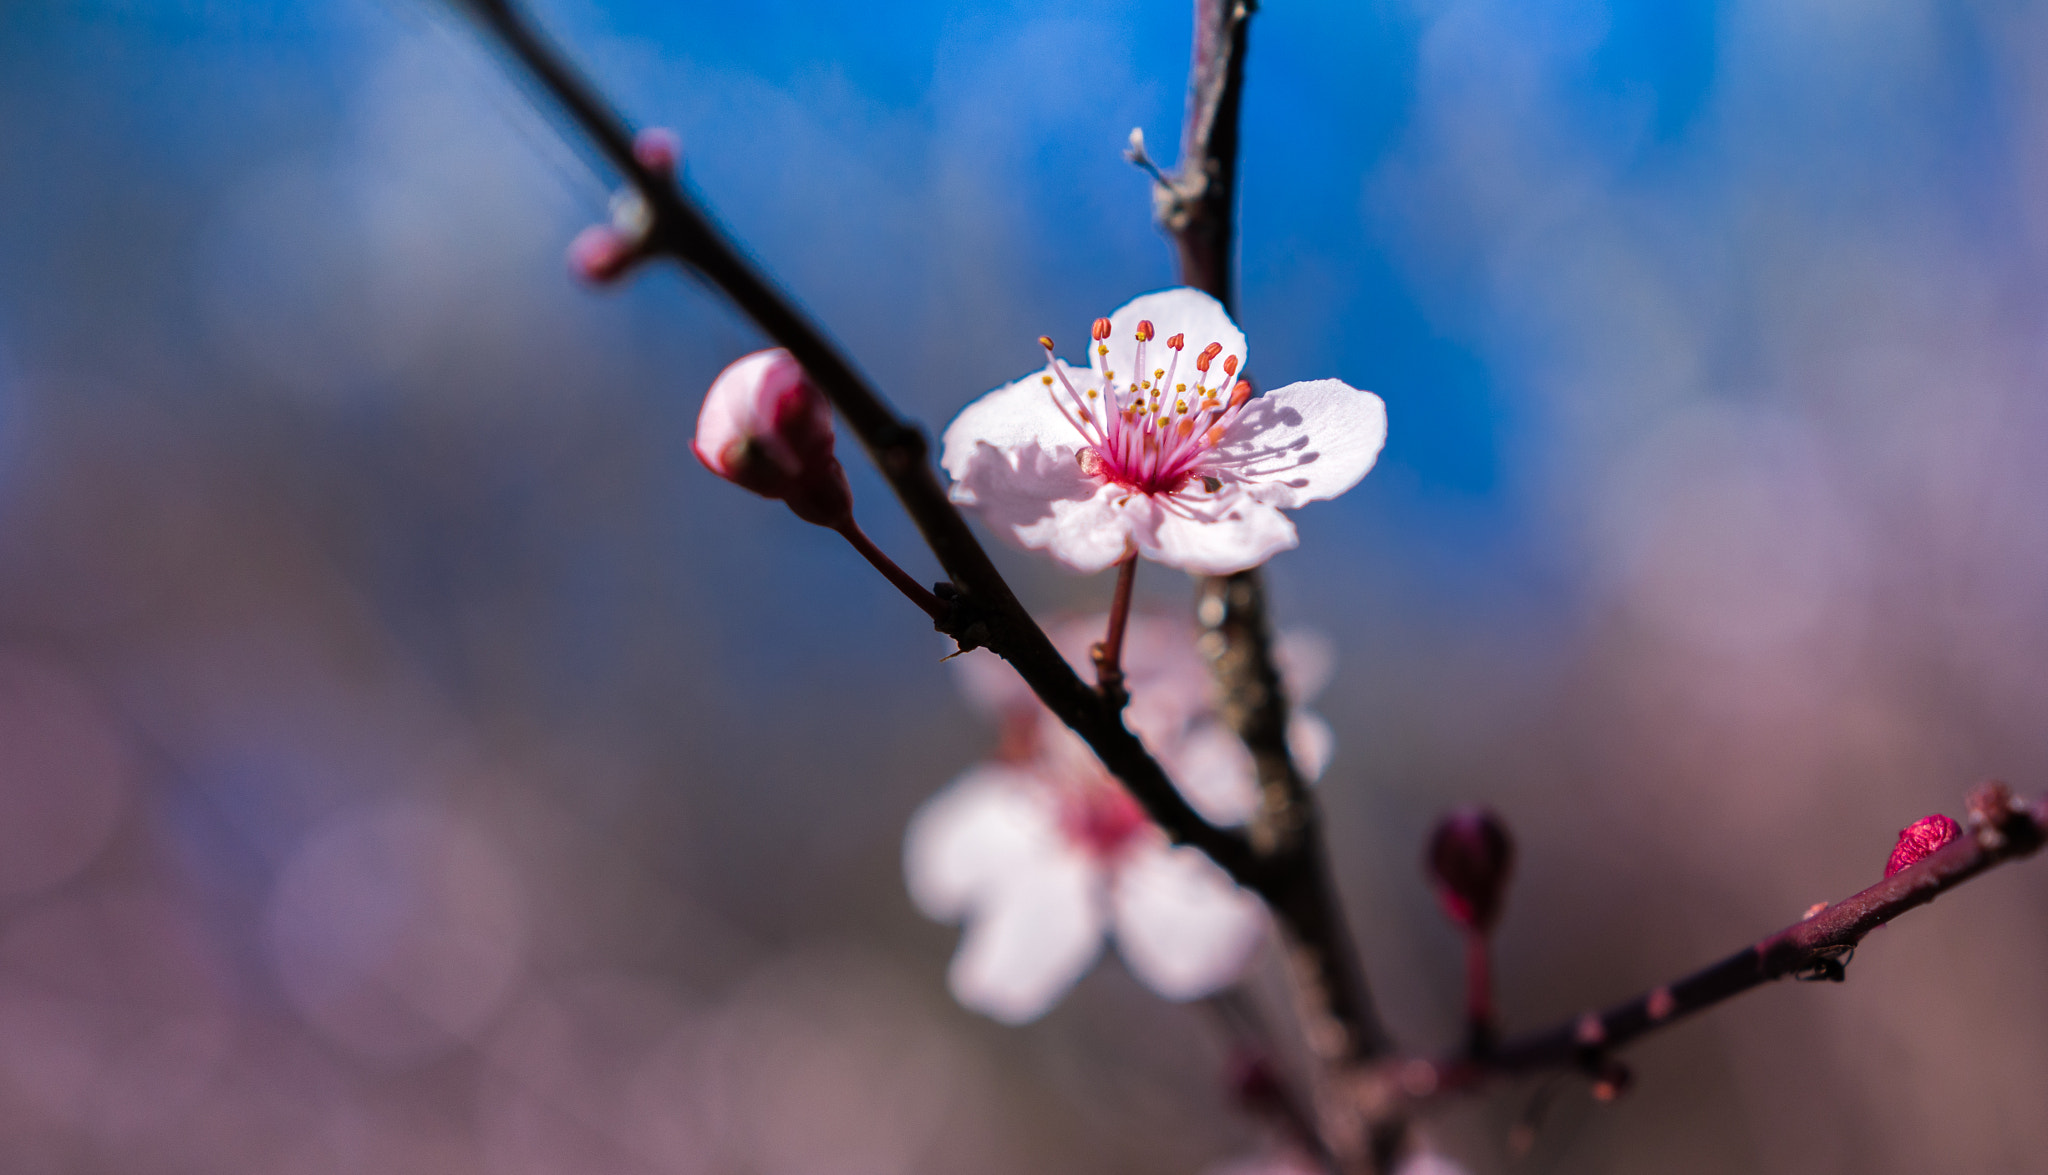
[1033,316,1267,498]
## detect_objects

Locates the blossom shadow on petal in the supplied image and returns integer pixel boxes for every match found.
[951,439,1099,537]
[1212,397,1328,505]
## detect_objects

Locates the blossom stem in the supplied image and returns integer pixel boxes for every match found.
[1463,930,1496,1057]
[1092,553,1140,704]
[833,518,946,622]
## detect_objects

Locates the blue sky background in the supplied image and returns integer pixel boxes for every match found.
[3,1,2048,1172]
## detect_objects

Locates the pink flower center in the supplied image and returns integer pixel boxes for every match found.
[1038,318,1254,497]
[1057,778,1151,859]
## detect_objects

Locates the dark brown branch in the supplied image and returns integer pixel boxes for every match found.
[1206,987,1345,1175]
[451,0,1253,879]
[1429,783,2048,1091]
[1148,2,1398,1166]
[1155,0,1390,1076]
[1155,0,1254,303]
[1199,572,1388,1063]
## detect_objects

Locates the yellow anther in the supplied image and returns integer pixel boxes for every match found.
[1038,336,1055,350]
[1041,375,1054,386]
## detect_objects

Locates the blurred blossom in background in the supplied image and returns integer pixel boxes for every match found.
[2,0,2047,1172]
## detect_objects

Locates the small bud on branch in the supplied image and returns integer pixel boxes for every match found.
[1426,806,1514,934]
[694,348,853,527]
[1885,812,1961,878]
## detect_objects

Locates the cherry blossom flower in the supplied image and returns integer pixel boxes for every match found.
[904,616,1334,1023]
[941,288,1388,575]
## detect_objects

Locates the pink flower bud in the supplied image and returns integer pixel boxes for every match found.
[1426,805,1515,933]
[1884,812,1961,878]
[694,349,853,527]
[567,224,640,284]
[633,127,682,174]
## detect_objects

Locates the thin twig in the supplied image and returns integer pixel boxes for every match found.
[834,519,947,621]
[448,0,1257,875]
[1419,783,2048,1094]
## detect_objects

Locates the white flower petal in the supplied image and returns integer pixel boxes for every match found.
[940,362,1086,473]
[1135,490,1299,575]
[1165,724,1259,827]
[1288,712,1335,782]
[1274,629,1335,703]
[1096,288,1247,399]
[903,766,1061,921]
[948,843,1105,1024]
[948,648,1035,719]
[1210,379,1388,508]
[1110,842,1264,1001]
[947,437,1131,573]
[1029,483,1142,573]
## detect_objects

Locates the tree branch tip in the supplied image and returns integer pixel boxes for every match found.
[1124,127,1175,189]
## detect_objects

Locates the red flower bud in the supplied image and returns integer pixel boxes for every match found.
[694,349,853,527]
[1426,805,1515,933]
[1884,812,1961,878]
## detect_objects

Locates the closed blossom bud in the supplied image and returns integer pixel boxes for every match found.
[633,126,682,174]
[1427,805,1515,933]
[1884,812,1962,878]
[567,224,640,284]
[694,349,853,527]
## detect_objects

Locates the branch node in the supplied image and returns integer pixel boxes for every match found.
[1791,944,1853,983]
[931,582,990,652]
